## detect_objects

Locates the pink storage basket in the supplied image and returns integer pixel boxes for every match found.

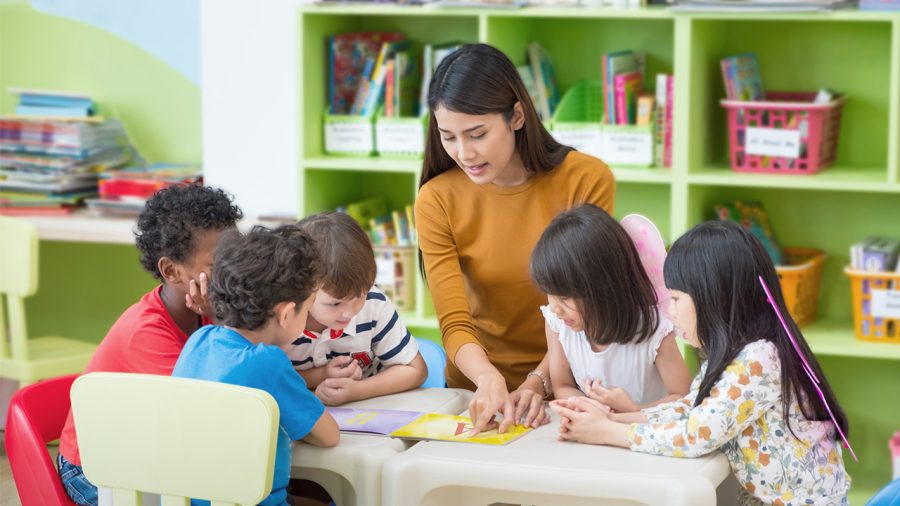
[721,92,846,175]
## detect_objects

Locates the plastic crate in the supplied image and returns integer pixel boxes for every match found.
[323,107,375,156]
[721,92,846,175]
[375,109,427,158]
[844,268,900,344]
[550,81,653,167]
[774,248,826,327]
[374,245,416,312]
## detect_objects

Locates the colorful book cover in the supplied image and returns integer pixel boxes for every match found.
[396,47,423,117]
[328,32,405,115]
[345,196,388,229]
[720,53,764,101]
[361,39,412,117]
[526,42,560,121]
[636,94,655,127]
[389,413,531,445]
[614,71,642,125]
[385,58,396,118]
[663,74,674,167]
[326,408,424,435]
[604,51,644,125]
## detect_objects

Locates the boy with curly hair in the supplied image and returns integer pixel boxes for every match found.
[58,184,243,505]
[173,225,339,505]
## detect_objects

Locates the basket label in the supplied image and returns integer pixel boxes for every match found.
[325,122,373,153]
[745,127,801,158]
[871,289,900,319]
[377,122,424,155]
[602,130,653,166]
[551,129,603,158]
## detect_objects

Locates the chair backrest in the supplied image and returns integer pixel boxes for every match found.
[0,216,39,362]
[4,374,79,506]
[415,337,447,388]
[71,372,280,506]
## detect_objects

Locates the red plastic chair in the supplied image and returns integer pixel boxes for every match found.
[4,374,79,506]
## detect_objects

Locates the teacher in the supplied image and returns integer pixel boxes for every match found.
[414,44,615,434]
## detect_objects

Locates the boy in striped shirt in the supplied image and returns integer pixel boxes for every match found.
[288,212,428,405]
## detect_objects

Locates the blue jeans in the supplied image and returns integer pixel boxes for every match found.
[57,452,98,506]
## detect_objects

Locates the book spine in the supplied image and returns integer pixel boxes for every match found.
[385,59,396,118]
[614,74,629,126]
[664,75,674,168]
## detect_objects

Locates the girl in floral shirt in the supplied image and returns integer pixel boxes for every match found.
[551,220,851,506]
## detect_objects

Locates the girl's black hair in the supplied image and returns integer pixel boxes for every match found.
[531,204,659,346]
[664,220,849,439]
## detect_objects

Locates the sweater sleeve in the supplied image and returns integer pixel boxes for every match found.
[414,184,482,363]
[578,156,616,214]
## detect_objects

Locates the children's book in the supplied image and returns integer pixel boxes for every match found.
[389,413,531,445]
[527,42,561,121]
[327,408,424,435]
[613,71,643,125]
[328,32,405,115]
[603,51,645,125]
[720,53,764,101]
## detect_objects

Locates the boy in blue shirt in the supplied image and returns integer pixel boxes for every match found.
[173,224,339,506]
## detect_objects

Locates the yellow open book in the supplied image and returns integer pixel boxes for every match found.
[389,413,531,445]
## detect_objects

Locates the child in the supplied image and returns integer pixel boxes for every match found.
[288,212,427,405]
[530,204,692,412]
[173,225,339,506]
[550,220,851,506]
[57,184,242,506]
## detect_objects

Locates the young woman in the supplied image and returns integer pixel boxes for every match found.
[415,43,615,434]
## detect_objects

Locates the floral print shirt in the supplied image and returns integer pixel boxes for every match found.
[627,340,850,506]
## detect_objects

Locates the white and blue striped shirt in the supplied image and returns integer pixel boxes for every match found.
[286,286,419,377]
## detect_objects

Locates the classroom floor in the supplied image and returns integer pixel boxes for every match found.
[1,433,26,506]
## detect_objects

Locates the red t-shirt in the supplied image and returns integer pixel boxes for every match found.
[59,286,209,465]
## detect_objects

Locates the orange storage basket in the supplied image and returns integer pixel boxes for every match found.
[775,248,826,327]
[844,268,900,344]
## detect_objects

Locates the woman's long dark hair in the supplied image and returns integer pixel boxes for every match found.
[531,204,659,346]
[664,220,849,439]
[419,43,571,189]
[417,43,573,280]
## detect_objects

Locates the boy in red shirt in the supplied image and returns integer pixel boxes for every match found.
[57,184,243,505]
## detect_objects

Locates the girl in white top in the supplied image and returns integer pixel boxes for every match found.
[531,204,691,412]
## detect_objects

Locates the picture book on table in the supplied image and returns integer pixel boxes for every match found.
[388,413,531,445]
[326,407,424,435]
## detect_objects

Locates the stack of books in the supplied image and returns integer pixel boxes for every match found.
[850,237,900,273]
[0,113,131,216]
[9,88,96,120]
[86,163,203,217]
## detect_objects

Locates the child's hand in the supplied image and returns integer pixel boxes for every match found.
[325,356,363,380]
[550,396,612,445]
[584,379,638,413]
[184,272,214,318]
[315,377,357,406]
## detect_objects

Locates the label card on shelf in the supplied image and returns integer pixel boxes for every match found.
[325,121,374,154]
[745,127,801,158]
[602,129,653,166]
[871,289,900,319]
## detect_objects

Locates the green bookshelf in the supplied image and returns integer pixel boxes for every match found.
[298,7,900,499]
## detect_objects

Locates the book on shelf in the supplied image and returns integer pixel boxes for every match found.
[720,53,765,102]
[8,87,96,118]
[613,71,643,126]
[359,39,413,117]
[328,32,405,116]
[527,42,561,121]
[419,42,463,117]
[602,51,645,125]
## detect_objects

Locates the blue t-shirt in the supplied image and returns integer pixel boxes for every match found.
[172,325,324,506]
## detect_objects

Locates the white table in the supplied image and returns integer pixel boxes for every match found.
[381,410,735,506]
[292,387,473,506]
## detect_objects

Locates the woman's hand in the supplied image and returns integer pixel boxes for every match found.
[584,379,639,413]
[550,396,613,445]
[468,373,512,435]
[506,386,550,431]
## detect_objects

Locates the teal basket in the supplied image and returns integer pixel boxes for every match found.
[323,107,375,156]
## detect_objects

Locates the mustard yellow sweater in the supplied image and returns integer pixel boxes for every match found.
[415,151,615,390]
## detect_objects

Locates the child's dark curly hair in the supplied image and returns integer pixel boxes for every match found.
[135,184,243,281]
[210,225,322,331]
